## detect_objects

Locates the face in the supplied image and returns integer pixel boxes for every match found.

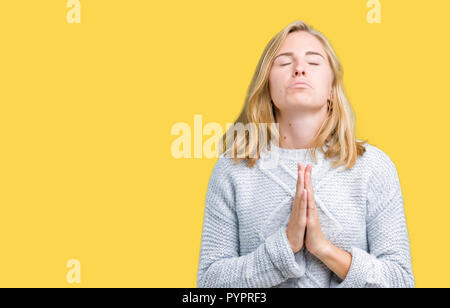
[269,31,334,113]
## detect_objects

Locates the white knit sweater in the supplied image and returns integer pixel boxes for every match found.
[196,141,415,288]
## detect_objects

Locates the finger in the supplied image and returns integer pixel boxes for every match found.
[295,162,304,200]
[305,165,319,224]
[307,193,318,221]
[291,164,302,217]
[305,164,315,205]
[298,188,308,225]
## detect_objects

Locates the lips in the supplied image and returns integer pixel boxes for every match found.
[289,81,311,89]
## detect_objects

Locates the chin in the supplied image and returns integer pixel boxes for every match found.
[288,99,313,106]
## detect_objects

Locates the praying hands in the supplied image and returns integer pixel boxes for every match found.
[286,162,352,280]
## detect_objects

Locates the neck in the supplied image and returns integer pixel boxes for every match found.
[274,106,328,149]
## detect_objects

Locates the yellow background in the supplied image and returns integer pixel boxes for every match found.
[0,0,447,287]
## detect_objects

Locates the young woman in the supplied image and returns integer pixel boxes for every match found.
[197,20,415,288]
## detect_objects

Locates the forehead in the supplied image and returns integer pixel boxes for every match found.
[278,31,325,55]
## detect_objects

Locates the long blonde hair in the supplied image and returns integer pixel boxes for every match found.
[220,20,368,169]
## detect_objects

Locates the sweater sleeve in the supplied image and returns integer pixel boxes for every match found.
[197,157,306,288]
[331,149,415,288]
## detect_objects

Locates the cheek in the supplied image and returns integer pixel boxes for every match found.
[269,71,285,95]
[314,69,333,94]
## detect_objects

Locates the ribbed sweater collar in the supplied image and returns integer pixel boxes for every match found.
[262,140,328,165]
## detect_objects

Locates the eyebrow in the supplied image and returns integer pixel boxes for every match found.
[274,51,325,60]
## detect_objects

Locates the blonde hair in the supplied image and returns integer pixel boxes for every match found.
[220,20,368,169]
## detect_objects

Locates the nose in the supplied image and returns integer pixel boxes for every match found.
[293,66,306,77]
[292,59,308,77]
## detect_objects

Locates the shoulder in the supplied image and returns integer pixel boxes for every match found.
[359,142,400,180]
[206,155,253,193]
[360,143,404,223]
[204,155,253,216]
[360,143,403,203]
[210,154,255,179]
[210,154,249,177]
[351,141,401,196]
